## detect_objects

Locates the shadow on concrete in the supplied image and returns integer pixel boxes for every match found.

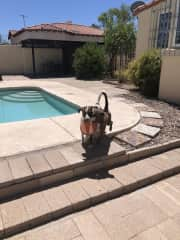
[27,73,74,79]
[87,170,115,180]
[81,135,112,161]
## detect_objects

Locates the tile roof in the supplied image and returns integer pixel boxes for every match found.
[133,0,165,15]
[9,22,104,39]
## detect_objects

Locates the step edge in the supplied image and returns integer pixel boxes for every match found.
[128,138,180,162]
[2,165,180,239]
[0,151,125,191]
[1,139,180,202]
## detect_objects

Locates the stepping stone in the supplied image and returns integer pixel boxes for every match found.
[132,103,155,112]
[116,131,151,147]
[142,118,164,128]
[133,124,160,137]
[140,111,161,119]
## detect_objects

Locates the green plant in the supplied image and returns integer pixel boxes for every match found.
[125,59,138,83]
[126,49,161,97]
[113,70,128,83]
[73,43,107,79]
[98,4,136,75]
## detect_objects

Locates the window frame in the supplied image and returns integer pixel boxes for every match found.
[157,11,172,48]
[172,0,180,47]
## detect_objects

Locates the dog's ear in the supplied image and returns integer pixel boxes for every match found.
[79,107,86,114]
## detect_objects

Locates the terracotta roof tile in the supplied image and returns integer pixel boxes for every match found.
[134,0,165,15]
[9,22,104,39]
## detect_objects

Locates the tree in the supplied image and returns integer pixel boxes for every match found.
[91,24,101,29]
[73,43,106,79]
[98,4,136,75]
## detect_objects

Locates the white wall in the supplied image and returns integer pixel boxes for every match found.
[159,54,180,105]
[136,8,151,58]
[0,45,63,75]
[136,0,178,58]
[0,45,33,74]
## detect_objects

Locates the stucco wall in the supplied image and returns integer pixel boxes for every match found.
[136,0,178,58]
[0,45,63,75]
[159,54,180,105]
[136,8,151,58]
[0,45,33,74]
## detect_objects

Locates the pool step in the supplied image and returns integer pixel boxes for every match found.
[1,148,180,239]
[0,139,126,201]
[0,91,44,103]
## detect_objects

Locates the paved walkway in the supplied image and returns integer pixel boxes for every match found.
[0,138,125,200]
[0,147,179,239]
[0,77,140,157]
[6,172,180,240]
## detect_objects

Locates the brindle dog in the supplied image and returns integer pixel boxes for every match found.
[79,92,113,145]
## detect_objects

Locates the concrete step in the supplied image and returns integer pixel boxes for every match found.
[0,148,180,239]
[0,138,126,200]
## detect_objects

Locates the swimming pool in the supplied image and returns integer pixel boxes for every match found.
[0,88,78,123]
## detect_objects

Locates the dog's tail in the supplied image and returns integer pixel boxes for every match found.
[96,91,109,112]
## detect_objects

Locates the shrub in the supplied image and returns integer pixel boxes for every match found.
[73,43,107,79]
[113,70,128,83]
[126,59,139,85]
[126,49,161,97]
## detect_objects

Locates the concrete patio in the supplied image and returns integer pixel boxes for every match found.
[0,76,140,157]
[0,76,179,240]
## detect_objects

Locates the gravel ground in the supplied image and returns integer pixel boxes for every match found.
[114,83,180,148]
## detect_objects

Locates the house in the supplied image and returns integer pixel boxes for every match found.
[0,22,104,76]
[132,0,180,105]
[132,0,180,57]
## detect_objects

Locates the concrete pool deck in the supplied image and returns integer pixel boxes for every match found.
[0,77,140,157]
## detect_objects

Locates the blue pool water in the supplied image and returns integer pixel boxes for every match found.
[0,88,78,123]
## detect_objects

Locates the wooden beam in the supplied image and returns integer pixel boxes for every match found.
[31,41,36,75]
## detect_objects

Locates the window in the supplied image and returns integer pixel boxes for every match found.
[175,4,180,44]
[157,12,172,48]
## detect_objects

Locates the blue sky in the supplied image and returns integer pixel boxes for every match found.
[1,0,144,36]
